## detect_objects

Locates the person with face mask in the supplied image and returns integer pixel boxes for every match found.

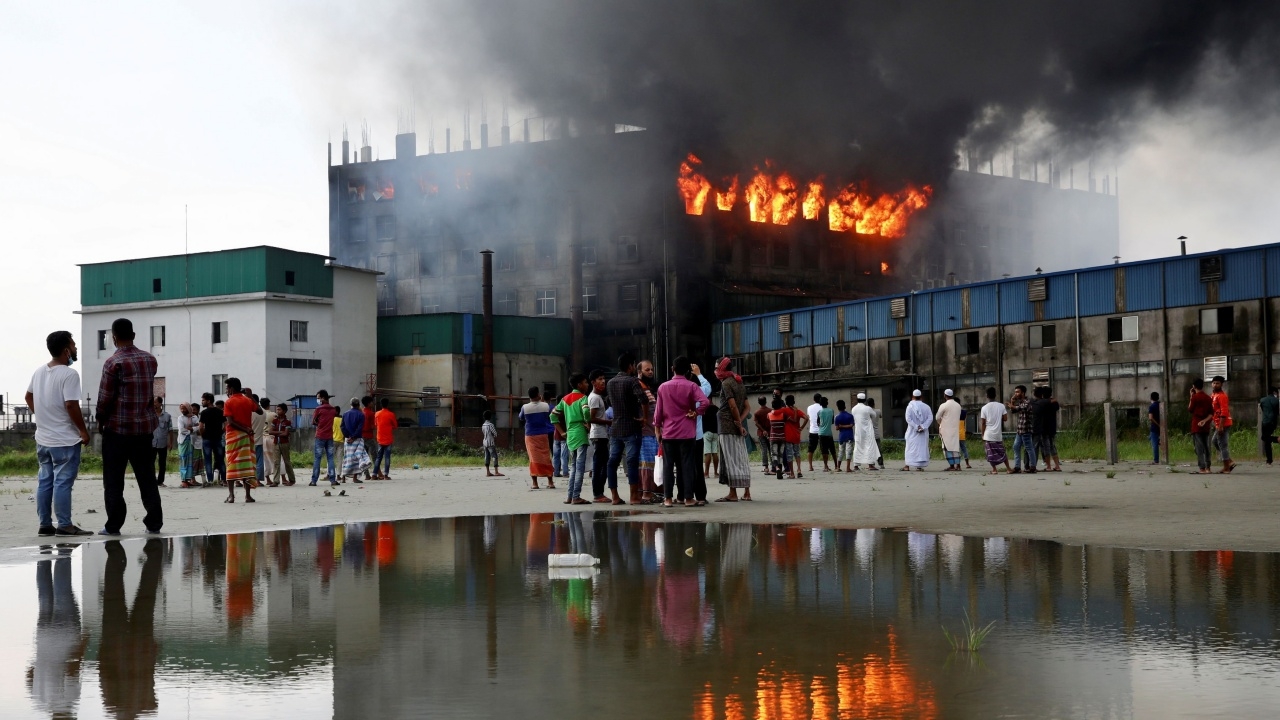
[25,331,93,537]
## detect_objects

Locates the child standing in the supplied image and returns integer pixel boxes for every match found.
[482,411,502,477]
[834,399,854,472]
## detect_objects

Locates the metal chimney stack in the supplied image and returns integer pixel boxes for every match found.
[480,250,496,409]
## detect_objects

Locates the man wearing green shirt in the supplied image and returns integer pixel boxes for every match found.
[817,396,836,472]
[551,373,592,505]
[1261,387,1279,466]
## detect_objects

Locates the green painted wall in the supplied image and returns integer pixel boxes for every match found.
[81,247,332,306]
[377,314,571,358]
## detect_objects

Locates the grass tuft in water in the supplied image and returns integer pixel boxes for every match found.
[943,609,996,653]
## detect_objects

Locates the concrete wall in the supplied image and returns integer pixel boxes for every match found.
[375,351,567,428]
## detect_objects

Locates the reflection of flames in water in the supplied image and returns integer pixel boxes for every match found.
[692,630,937,719]
[677,154,932,239]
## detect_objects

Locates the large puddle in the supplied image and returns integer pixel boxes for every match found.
[1,514,1278,719]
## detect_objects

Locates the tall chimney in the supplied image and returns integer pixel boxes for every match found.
[327,142,332,167]
[481,250,496,410]
[568,203,584,371]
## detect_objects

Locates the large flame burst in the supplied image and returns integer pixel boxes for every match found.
[677,154,932,239]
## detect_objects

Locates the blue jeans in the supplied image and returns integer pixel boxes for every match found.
[311,438,337,484]
[376,443,393,475]
[566,445,589,501]
[36,444,81,528]
[1013,432,1037,470]
[553,439,568,476]
[1149,429,1160,463]
[607,434,641,488]
[202,437,225,483]
[255,444,265,482]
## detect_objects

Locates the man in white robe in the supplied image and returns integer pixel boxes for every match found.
[852,393,879,470]
[902,390,932,470]
[935,389,963,471]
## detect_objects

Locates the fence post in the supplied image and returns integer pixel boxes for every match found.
[1104,401,1119,465]
[1160,400,1170,466]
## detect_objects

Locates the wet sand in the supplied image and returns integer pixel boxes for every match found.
[1,459,1277,553]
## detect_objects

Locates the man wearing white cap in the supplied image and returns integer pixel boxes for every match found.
[902,389,932,471]
[936,389,963,471]
[852,393,880,471]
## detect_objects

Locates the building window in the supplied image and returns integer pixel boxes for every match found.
[275,358,322,370]
[1053,366,1077,381]
[1138,361,1164,376]
[276,358,291,369]
[456,250,477,275]
[1231,355,1263,372]
[536,289,557,316]
[1084,364,1109,379]
[750,242,768,267]
[420,252,439,277]
[458,295,477,313]
[285,270,296,286]
[715,236,734,264]
[536,242,556,269]
[496,253,515,272]
[888,339,911,363]
[954,331,979,356]
[580,244,597,265]
[1029,324,1056,349]
[776,351,794,371]
[421,295,441,314]
[542,382,558,399]
[152,278,162,293]
[771,238,789,268]
[1106,315,1139,343]
[103,283,113,299]
[1009,369,1035,384]
[377,283,396,313]
[618,236,639,263]
[496,291,518,315]
[290,321,308,343]
[97,330,108,351]
[211,321,228,344]
[149,326,165,348]
[348,217,367,243]
[834,344,851,367]
[1172,358,1203,377]
[583,286,598,313]
[1200,306,1234,335]
[376,215,396,241]
[618,283,641,311]
[1110,362,1137,378]
[212,374,228,395]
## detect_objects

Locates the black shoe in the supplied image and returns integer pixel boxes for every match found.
[146,527,163,534]
[98,528,121,536]
[56,525,94,537]
[38,526,56,537]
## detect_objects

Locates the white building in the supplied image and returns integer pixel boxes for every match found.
[78,246,378,411]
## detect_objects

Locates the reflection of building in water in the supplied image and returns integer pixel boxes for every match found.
[56,519,1280,719]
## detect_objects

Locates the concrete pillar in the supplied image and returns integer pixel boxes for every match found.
[1104,402,1118,465]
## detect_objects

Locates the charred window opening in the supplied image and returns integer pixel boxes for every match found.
[1200,306,1234,335]
[420,295,441,314]
[581,244,597,265]
[348,217,367,243]
[771,238,789,269]
[583,286,598,313]
[618,236,639,263]
[618,283,641,312]
[955,331,979,356]
[376,215,396,241]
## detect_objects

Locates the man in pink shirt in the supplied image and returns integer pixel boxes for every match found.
[653,356,709,507]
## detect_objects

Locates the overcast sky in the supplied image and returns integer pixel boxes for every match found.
[3,2,1280,400]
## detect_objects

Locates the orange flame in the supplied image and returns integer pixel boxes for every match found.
[678,154,712,215]
[716,177,739,211]
[802,179,825,220]
[677,157,931,238]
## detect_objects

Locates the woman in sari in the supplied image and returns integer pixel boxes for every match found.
[177,403,198,488]
[221,378,258,503]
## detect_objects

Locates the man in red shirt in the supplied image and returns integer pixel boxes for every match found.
[1211,375,1235,473]
[361,396,377,481]
[310,390,340,486]
[373,398,399,479]
[784,395,805,478]
[1188,378,1214,474]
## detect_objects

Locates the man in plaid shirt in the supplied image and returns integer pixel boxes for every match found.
[1007,385,1037,474]
[95,319,164,535]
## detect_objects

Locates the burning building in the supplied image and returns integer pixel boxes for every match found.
[328,125,1118,375]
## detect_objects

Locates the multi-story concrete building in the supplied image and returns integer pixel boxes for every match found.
[78,246,378,412]
[326,129,1118,373]
[713,244,1277,434]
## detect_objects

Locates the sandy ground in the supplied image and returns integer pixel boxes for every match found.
[1,459,1277,555]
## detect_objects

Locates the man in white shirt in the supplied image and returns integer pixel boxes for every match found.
[806,393,823,472]
[24,331,93,537]
[979,387,1012,474]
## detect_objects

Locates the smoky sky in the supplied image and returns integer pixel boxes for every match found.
[341,0,1280,187]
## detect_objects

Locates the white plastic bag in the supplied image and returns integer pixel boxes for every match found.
[653,450,665,487]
